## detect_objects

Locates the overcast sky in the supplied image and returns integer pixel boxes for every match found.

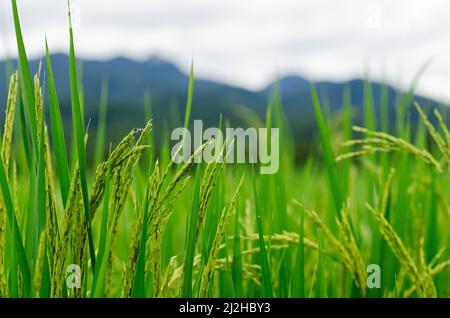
[1,0,449,101]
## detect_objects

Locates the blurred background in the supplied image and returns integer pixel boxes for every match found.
[0,0,449,161]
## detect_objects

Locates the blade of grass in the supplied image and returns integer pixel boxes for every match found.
[45,39,70,206]
[310,83,343,220]
[131,169,151,297]
[94,77,109,167]
[292,205,305,297]
[143,91,155,170]
[231,201,243,297]
[317,230,327,297]
[363,76,376,131]
[342,84,352,192]
[396,61,431,135]
[252,167,273,297]
[183,62,194,130]
[181,165,202,297]
[68,3,96,272]
[10,0,38,157]
[425,169,438,262]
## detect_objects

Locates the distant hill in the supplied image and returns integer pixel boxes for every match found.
[0,54,444,158]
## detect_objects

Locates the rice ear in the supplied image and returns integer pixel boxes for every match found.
[2,72,19,170]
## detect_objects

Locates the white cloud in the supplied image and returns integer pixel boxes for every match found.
[0,0,449,101]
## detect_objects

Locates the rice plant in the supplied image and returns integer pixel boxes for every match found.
[1,1,450,298]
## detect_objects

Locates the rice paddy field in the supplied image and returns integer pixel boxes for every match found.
[1,1,450,299]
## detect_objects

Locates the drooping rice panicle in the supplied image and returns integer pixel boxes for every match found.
[347,126,443,172]
[413,102,449,163]
[433,108,450,153]
[366,203,434,297]
[336,201,367,295]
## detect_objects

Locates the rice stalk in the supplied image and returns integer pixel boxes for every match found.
[365,203,434,297]
[51,166,81,297]
[0,72,19,293]
[198,174,244,297]
[292,200,366,293]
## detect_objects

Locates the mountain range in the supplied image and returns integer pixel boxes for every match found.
[0,54,443,158]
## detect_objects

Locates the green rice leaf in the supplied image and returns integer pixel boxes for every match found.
[94,77,109,167]
[310,83,343,220]
[181,165,202,297]
[183,62,194,130]
[252,168,273,297]
[68,3,96,272]
[11,0,38,157]
[45,39,71,206]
